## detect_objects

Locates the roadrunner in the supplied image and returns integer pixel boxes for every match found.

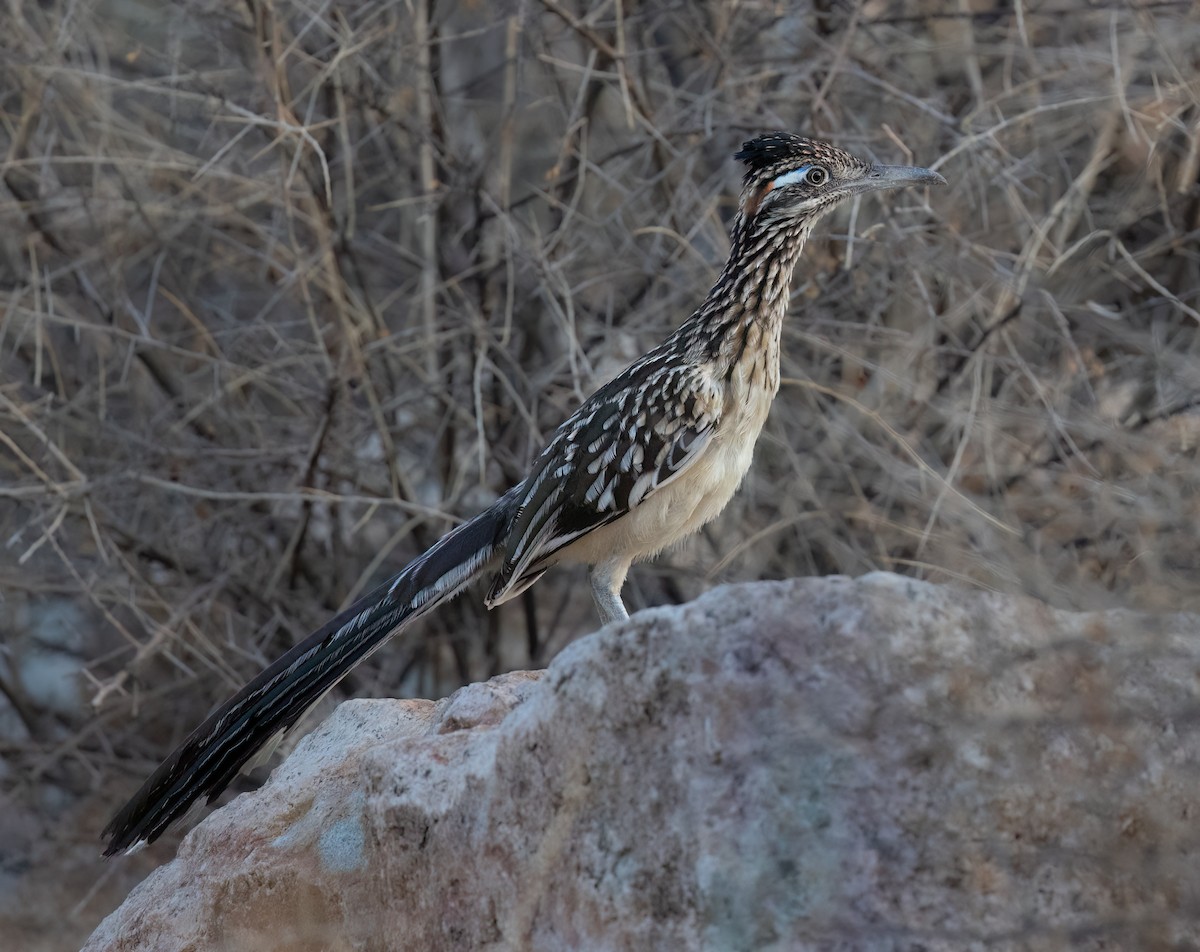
[103,133,945,855]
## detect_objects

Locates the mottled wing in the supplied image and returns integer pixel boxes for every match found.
[486,356,722,604]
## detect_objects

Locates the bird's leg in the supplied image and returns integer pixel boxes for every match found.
[589,557,631,625]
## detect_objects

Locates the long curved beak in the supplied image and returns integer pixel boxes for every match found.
[851,163,947,196]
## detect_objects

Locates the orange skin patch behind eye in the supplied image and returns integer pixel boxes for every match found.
[745,181,773,220]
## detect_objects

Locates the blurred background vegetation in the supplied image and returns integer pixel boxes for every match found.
[1,0,1197,946]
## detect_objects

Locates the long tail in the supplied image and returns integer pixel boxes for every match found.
[102,496,514,856]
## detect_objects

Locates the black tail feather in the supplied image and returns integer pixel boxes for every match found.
[102,499,512,856]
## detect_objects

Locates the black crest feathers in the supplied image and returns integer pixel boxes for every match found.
[734,132,813,182]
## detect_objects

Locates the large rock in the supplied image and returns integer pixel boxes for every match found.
[84,574,1200,951]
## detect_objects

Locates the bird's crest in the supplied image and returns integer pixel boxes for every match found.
[734,132,842,185]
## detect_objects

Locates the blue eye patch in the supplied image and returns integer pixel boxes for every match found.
[771,166,813,189]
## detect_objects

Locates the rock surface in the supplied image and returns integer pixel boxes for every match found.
[84,574,1200,951]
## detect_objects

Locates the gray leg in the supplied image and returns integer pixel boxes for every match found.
[589,557,631,625]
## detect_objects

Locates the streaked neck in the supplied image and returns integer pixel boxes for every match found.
[684,213,811,374]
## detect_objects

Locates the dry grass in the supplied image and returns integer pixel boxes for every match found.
[1,0,1198,946]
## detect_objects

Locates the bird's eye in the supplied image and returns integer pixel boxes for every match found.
[805,166,828,186]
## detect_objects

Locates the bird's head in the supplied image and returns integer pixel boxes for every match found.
[734,132,945,227]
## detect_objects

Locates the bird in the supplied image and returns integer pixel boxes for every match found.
[102,132,945,856]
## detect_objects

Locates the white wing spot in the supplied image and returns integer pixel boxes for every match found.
[628,471,656,508]
[584,471,606,503]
